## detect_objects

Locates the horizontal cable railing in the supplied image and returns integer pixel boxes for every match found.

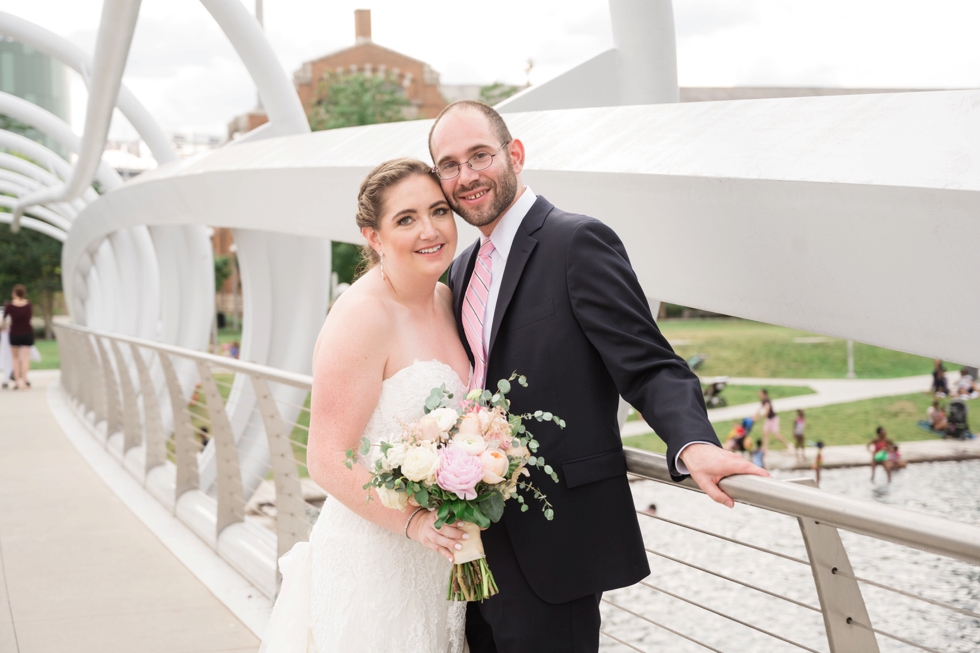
[52,324,980,652]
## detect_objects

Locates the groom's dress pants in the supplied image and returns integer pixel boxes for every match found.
[465,520,602,653]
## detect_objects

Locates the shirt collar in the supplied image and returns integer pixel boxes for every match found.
[487,186,536,261]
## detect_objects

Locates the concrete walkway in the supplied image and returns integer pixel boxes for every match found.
[622,372,945,437]
[0,373,260,653]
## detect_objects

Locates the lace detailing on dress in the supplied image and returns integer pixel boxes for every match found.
[308,360,467,653]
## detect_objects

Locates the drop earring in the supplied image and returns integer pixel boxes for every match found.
[380,251,386,280]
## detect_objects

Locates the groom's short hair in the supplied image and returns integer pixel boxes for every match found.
[428,100,513,160]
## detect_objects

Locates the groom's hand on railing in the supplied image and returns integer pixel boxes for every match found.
[409,510,469,563]
[679,443,770,509]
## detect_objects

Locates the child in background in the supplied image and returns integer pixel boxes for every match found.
[751,438,766,470]
[813,441,825,486]
[793,410,806,462]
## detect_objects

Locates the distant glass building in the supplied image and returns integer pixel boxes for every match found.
[0,38,71,158]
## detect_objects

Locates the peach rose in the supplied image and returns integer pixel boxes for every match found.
[417,416,442,442]
[480,449,509,484]
[457,414,483,437]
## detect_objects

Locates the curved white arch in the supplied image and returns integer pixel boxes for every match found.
[0,213,66,241]
[0,92,122,192]
[0,9,212,352]
[69,90,980,367]
[0,196,72,231]
[0,178,78,220]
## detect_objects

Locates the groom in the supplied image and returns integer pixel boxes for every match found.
[430,101,766,653]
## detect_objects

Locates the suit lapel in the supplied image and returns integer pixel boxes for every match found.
[487,196,552,356]
[453,239,481,363]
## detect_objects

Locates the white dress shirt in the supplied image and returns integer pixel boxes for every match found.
[479,185,703,473]
[482,186,537,348]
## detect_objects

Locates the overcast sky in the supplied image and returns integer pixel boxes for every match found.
[5,0,980,139]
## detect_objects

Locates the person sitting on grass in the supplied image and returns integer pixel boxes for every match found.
[952,367,978,400]
[868,426,889,481]
[931,403,949,432]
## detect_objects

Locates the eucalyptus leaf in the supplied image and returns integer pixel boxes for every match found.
[359,437,371,455]
[497,378,511,394]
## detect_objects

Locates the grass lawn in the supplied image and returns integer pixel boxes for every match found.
[31,338,60,370]
[623,391,944,454]
[625,384,814,422]
[660,318,936,379]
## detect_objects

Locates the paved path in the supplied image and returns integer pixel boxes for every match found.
[0,373,259,653]
[621,373,944,437]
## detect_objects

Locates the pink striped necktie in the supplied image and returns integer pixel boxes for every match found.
[462,238,495,391]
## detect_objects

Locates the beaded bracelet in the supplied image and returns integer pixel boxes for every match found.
[404,506,425,539]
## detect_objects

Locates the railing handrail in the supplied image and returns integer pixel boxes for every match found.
[625,448,980,565]
[58,323,980,566]
[60,323,314,389]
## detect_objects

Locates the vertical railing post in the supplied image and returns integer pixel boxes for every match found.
[196,361,245,534]
[84,333,108,428]
[110,338,142,455]
[159,351,199,499]
[131,344,166,473]
[794,477,880,653]
[251,375,309,561]
[94,336,123,440]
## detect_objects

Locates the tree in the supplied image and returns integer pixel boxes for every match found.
[214,254,232,292]
[308,72,410,131]
[479,82,521,106]
[0,224,62,338]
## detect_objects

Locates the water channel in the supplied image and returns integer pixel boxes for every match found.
[600,459,980,652]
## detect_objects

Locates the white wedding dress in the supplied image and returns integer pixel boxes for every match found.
[260,360,468,653]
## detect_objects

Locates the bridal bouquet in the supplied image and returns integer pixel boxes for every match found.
[345,372,563,602]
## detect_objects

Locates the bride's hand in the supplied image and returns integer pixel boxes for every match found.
[409,510,468,562]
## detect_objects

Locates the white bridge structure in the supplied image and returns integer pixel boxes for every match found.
[2,1,979,651]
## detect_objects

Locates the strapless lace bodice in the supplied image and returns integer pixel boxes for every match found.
[307,360,468,653]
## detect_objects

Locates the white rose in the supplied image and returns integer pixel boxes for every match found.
[379,441,407,471]
[452,433,487,456]
[401,443,441,483]
[376,485,408,511]
[429,407,460,433]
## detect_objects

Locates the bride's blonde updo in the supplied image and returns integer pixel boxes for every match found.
[356,158,437,268]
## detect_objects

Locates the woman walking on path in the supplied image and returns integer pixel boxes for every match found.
[2,285,34,390]
[758,388,790,451]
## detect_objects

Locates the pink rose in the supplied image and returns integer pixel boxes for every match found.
[436,446,485,500]
[480,449,509,484]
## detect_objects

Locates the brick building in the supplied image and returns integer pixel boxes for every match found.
[293,9,449,122]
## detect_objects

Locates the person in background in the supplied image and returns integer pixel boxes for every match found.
[868,426,889,481]
[758,389,790,451]
[2,285,33,390]
[932,360,949,397]
[229,341,240,359]
[793,409,806,462]
[886,441,907,479]
[751,438,766,470]
[929,400,949,432]
[813,441,825,486]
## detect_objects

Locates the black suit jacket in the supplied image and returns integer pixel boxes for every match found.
[449,196,720,604]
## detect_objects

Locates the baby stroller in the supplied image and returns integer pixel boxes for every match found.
[703,377,728,408]
[944,400,972,439]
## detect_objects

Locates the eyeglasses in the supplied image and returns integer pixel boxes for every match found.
[433,141,510,180]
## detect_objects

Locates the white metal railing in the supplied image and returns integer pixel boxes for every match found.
[54,324,980,651]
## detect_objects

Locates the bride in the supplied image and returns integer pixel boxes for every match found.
[260,158,472,653]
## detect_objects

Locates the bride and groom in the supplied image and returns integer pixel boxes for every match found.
[262,100,766,653]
